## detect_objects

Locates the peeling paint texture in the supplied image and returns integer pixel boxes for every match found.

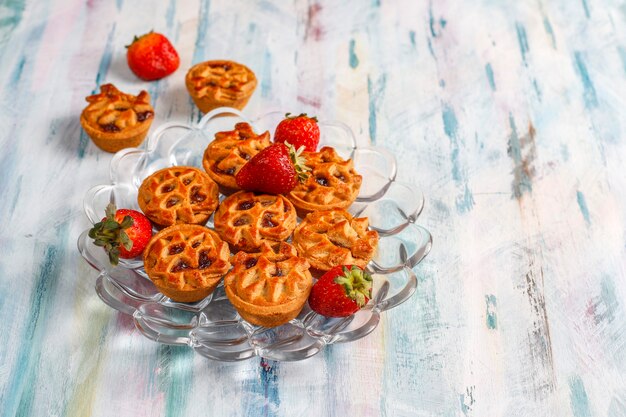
[1,0,625,416]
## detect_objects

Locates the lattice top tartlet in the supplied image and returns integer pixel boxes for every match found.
[293,209,378,271]
[287,147,362,216]
[213,191,297,252]
[137,166,219,227]
[224,241,313,328]
[185,60,257,113]
[80,83,154,152]
[202,122,271,192]
[143,224,231,303]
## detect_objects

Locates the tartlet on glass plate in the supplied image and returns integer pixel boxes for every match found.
[80,83,154,152]
[137,166,219,226]
[225,241,313,328]
[143,224,231,303]
[287,146,362,217]
[202,122,271,193]
[293,208,378,273]
[213,191,297,253]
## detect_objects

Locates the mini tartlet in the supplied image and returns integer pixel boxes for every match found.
[202,122,271,193]
[80,83,154,152]
[293,209,378,273]
[137,166,219,226]
[224,241,313,328]
[185,60,257,113]
[143,224,231,303]
[213,191,297,252]
[287,147,362,217]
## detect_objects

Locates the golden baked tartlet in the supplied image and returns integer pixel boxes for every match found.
[225,241,313,328]
[143,224,231,303]
[185,60,257,113]
[293,209,378,272]
[138,166,219,227]
[202,122,271,193]
[287,147,362,216]
[213,191,297,252]
[80,83,154,153]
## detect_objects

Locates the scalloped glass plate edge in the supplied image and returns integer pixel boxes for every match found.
[78,110,433,362]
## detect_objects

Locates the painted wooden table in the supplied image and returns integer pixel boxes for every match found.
[1,0,625,416]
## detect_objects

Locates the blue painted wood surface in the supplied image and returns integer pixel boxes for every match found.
[1,0,625,416]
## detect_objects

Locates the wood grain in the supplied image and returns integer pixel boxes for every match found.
[1,0,625,416]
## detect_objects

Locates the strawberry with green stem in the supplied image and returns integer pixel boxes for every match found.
[308,265,373,317]
[274,113,320,152]
[235,142,310,194]
[89,203,153,265]
[126,31,180,81]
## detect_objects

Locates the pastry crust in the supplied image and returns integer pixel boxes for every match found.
[293,209,378,272]
[287,147,362,216]
[143,224,231,303]
[138,166,219,227]
[80,83,154,153]
[185,60,257,113]
[225,241,313,328]
[214,191,297,252]
[202,122,270,193]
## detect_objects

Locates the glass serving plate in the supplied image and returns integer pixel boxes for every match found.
[77,108,432,361]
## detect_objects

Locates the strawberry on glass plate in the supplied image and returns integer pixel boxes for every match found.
[308,265,373,318]
[274,113,320,152]
[77,107,432,361]
[236,142,310,194]
[89,203,153,265]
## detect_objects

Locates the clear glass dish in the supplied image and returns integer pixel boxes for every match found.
[77,108,433,361]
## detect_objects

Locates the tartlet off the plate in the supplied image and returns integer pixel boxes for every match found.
[186,60,257,113]
[80,83,154,152]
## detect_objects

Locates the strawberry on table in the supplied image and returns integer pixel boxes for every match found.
[89,203,153,265]
[274,113,320,152]
[308,265,373,317]
[126,31,180,81]
[235,142,310,194]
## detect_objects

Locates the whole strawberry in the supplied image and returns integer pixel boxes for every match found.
[89,203,153,265]
[274,113,320,152]
[236,142,310,194]
[308,265,373,317]
[126,31,180,81]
